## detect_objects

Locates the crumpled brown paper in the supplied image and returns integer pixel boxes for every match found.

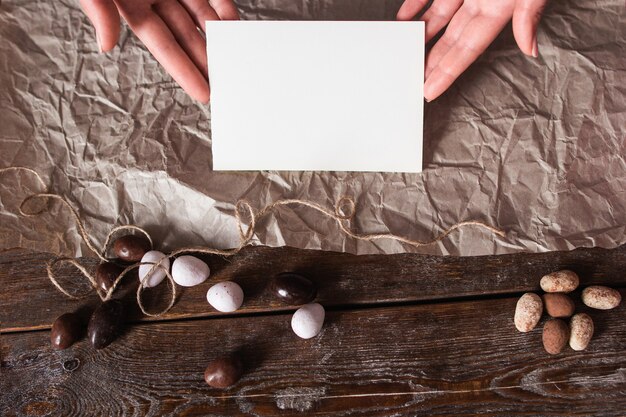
[0,0,625,257]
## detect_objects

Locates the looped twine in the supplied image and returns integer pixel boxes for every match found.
[2,166,506,317]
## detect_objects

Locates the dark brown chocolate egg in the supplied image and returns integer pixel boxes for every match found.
[113,235,151,262]
[270,273,317,305]
[204,355,244,388]
[50,312,83,350]
[88,300,125,349]
[95,262,124,293]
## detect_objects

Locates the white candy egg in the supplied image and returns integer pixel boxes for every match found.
[291,303,325,339]
[171,256,210,287]
[138,250,170,288]
[207,281,244,312]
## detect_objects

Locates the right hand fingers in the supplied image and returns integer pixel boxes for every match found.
[79,0,121,52]
[397,0,464,43]
[512,0,547,57]
[424,9,511,101]
[396,0,430,21]
[418,0,463,42]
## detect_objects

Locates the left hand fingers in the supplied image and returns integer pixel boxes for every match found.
[424,12,510,101]
[209,0,240,20]
[154,0,208,76]
[122,8,211,102]
[180,0,220,30]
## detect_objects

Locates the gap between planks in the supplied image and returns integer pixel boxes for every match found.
[0,291,535,334]
[6,286,625,335]
[3,280,625,334]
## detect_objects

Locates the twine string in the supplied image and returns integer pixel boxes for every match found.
[1,166,506,317]
[20,193,109,262]
[134,261,177,317]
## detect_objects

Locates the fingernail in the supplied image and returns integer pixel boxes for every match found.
[423,83,433,103]
[531,36,538,58]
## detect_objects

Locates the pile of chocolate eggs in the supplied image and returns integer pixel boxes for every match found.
[51,234,153,351]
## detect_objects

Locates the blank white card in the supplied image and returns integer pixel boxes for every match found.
[206,21,424,172]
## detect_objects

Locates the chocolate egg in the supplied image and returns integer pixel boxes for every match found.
[88,300,125,349]
[270,273,317,305]
[113,235,151,262]
[542,293,575,318]
[50,312,83,350]
[204,355,244,388]
[542,319,570,355]
[96,262,124,293]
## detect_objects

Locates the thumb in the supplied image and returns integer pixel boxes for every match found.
[79,0,121,52]
[512,0,547,58]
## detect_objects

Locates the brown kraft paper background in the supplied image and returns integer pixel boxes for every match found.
[0,0,625,257]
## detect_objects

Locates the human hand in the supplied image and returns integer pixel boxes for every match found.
[397,0,547,101]
[80,0,240,103]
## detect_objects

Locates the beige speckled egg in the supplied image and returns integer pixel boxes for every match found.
[569,313,594,351]
[582,286,622,310]
[540,270,579,293]
[514,293,543,332]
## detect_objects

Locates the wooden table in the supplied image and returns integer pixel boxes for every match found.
[1,245,625,416]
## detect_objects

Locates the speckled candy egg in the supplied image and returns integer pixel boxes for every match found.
[138,250,170,288]
[207,282,244,312]
[514,293,543,332]
[540,270,579,293]
[171,256,210,287]
[582,286,622,310]
[569,313,594,351]
[291,303,325,339]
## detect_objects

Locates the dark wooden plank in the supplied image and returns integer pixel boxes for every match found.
[1,295,624,416]
[2,245,626,331]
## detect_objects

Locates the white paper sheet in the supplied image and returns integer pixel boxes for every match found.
[206,21,424,172]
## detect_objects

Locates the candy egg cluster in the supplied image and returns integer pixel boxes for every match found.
[514,269,621,354]
[50,233,328,391]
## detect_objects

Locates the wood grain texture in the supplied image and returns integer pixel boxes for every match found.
[2,244,626,331]
[1,295,625,416]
